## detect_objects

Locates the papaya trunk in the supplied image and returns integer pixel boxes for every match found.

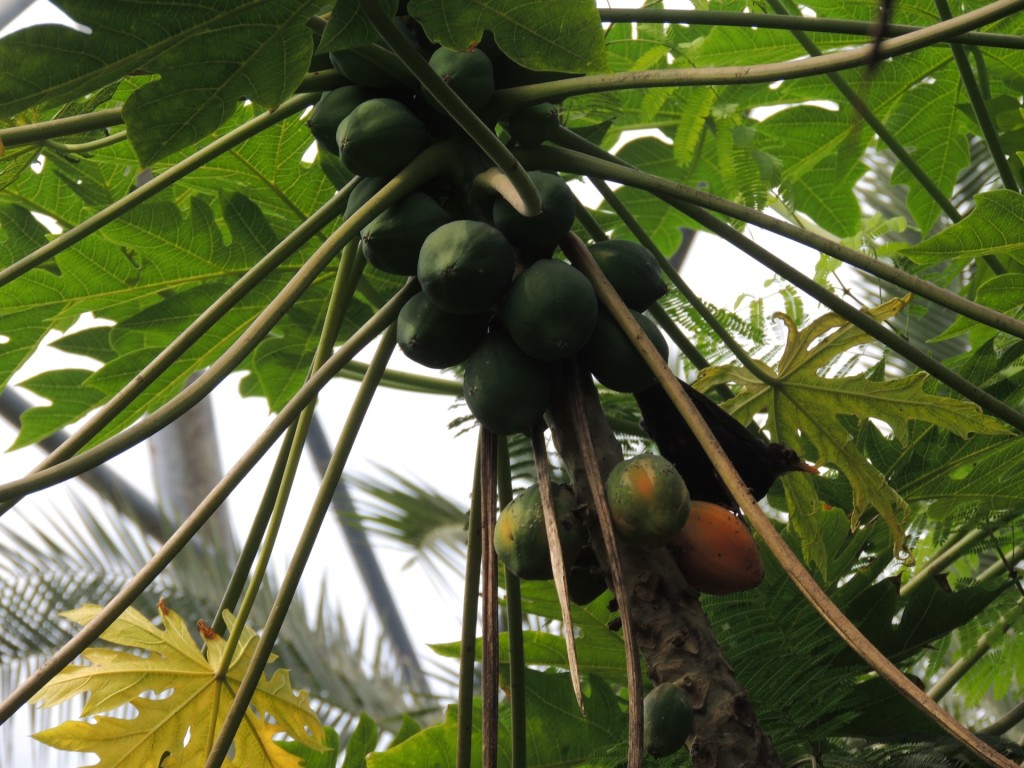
[545,365,782,768]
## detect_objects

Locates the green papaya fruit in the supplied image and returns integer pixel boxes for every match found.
[307,86,365,154]
[336,98,429,177]
[579,309,669,393]
[605,454,690,548]
[644,683,693,757]
[397,292,488,369]
[492,171,575,254]
[361,192,452,275]
[417,220,515,315]
[344,176,389,221]
[500,259,597,361]
[504,102,560,147]
[567,547,607,605]
[590,239,667,311]
[493,483,584,580]
[463,332,551,435]
[424,48,495,112]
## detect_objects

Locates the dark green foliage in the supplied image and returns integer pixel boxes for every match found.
[492,171,576,254]
[425,48,495,112]
[589,239,667,311]
[463,332,552,435]
[361,192,452,275]
[396,292,488,369]
[307,86,365,155]
[579,309,669,393]
[336,98,429,177]
[417,220,515,315]
[500,259,598,361]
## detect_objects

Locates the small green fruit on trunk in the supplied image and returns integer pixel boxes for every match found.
[644,682,693,757]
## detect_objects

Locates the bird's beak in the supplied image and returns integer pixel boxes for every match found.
[796,462,821,475]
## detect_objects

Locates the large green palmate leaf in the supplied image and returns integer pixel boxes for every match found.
[696,297,1011,570]
[756,105,868,235]
[407,0,607,74]
[0,0,322,164]
[0,94,394,443]
[903,189,1024,266]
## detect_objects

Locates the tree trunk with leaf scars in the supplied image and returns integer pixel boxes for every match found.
[546,366,782,768]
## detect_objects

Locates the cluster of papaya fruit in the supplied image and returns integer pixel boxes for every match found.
[307,13,675,436]
[493,453,763,606]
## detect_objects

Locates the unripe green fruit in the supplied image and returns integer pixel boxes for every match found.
[344,176,389,221]
[492,171,575,254]
[590,239,667,311]
[579,309,669,393]
[417,220,515,315]
[567,547,607,605]
[425,48,495,111]
[397,292,488,369]
[336,98,428,177]
[463,332,551,435]
[500,259,598,361]
[605,454,690,548]
[505,102,560,146]
[360,193,452,275]
[493,483,584,580]
[644,683,693,757]
[307,86,364,154]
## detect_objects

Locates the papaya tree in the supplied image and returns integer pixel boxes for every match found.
[1,0,1023,766]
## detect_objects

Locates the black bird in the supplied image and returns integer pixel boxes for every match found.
[633,377,817,506]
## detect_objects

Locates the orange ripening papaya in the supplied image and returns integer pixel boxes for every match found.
[667,501,764,595]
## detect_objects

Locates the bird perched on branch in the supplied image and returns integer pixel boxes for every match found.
[633,377,817,506]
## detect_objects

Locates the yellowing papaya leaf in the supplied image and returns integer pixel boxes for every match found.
[696,297,1011,570]
[31,599,324,768]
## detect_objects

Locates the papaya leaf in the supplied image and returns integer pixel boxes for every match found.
[8,369,107,450]
[320,0,400,52]
[902,189,1024,266]
[367,670,625,768]
[431,628,625,682]
[280,727,341,768]
[0,0,321,164]
[431,578,625,682]
[407,0,606,74]
[887,67,971,234]
[390,714,422,746]
[340,714,380,768]
[931,273,1024,345]
[31,600,325,768]
[756,105,868,236]
[695,297,1011,569]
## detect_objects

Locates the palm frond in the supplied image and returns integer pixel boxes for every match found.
[0,494,440,756]
[348,467,469,583]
